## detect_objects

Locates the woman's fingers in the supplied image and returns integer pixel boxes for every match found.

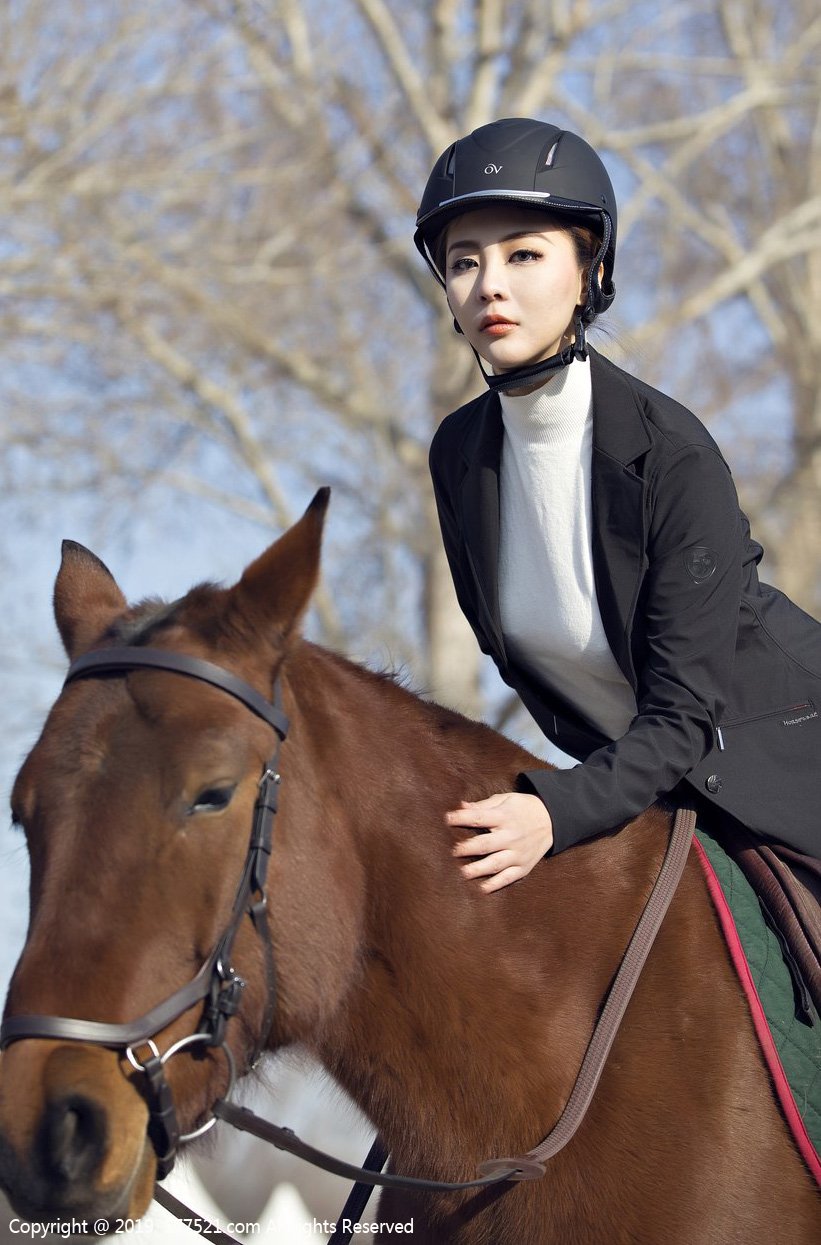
[446,800,506,828]
[478,867,524,894]
[452,829,511,857]
[459,849,515,877]
[444,792,554,891]
[460,794,508,810]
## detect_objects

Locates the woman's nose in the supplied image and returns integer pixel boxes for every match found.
[475,256,507,301]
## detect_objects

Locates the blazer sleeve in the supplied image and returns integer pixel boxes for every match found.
[521,443,744,852]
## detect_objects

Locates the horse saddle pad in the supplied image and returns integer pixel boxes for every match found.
[693,824,821,1182]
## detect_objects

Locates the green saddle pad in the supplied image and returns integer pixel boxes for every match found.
[695,824,821,1154]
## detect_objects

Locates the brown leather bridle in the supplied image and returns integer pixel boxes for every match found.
[0,643,696,1245]
[0,646,288,1178]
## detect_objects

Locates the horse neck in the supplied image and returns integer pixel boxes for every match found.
[280,643,575,1165]
[283,641,524,918]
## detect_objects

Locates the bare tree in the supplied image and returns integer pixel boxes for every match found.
[1,0,818,731]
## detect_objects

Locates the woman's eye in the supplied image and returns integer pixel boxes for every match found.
[510,248,541,262]
[449,256,476,272]
[189,785,236,815]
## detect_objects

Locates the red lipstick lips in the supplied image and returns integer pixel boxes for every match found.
[480,314,516,335]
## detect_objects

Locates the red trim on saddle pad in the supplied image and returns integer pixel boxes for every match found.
[692,836,821,1187]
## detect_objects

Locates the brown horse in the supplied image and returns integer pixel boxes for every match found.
[0,492,818,1242]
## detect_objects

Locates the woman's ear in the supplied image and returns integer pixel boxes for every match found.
[588,260,605,300]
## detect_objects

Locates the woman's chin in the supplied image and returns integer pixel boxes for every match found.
[477,342,567,375]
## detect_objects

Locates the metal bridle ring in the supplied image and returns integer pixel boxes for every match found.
[159,1031,214,1065]
[158,1036,237,1143]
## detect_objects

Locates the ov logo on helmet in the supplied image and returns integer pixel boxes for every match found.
[484,163,502,174]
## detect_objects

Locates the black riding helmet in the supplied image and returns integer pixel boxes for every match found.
[415,117,617,318]
[415,119,617,389]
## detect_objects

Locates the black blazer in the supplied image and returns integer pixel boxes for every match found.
[429,348,821,858]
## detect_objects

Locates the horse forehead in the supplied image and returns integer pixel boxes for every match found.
[65,670,256,741]
[16,674,256,810]
[12,683,123,808]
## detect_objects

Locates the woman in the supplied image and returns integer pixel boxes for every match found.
[415,116,821,893]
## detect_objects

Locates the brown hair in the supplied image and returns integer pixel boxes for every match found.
[566,222,601,322]
[566,223,600,283]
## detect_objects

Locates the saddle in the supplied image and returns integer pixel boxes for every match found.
[722,824,821,1022]
[693,817,821,1184]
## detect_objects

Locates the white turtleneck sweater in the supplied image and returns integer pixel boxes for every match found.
[498,356,637,741]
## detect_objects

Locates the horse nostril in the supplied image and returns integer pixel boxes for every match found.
[39,1096,107,1184]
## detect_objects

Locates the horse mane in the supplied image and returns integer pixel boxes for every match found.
[105,586,222,647]
[105,587,482,750]
[301,641,523,757]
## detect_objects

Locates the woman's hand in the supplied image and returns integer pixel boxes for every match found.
[446,792,554,893]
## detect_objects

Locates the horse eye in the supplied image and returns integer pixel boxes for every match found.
[189,785,236,815]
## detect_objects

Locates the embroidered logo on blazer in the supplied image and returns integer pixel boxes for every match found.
[683,546,718,583]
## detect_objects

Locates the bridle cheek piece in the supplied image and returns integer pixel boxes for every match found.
[0,646,287,1179]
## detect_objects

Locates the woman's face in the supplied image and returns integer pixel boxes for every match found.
[444,205,586,373]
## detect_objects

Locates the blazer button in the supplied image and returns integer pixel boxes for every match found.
[705,774,723,794]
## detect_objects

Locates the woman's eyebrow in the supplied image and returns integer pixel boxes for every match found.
[447,229,545,256]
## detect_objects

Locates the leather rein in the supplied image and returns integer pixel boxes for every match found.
[0,645,696,1243]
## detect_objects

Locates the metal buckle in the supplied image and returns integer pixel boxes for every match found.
[125,1039,160,1072]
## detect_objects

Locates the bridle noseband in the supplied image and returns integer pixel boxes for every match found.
[0,646,288,1178]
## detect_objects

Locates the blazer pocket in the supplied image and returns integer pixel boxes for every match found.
[686,697,821,855]
[716,699,817,749]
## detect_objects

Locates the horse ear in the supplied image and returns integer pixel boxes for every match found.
[54,541,128,660]
[232,488,330,643]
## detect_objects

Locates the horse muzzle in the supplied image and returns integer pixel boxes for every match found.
[0,1040,155,1226]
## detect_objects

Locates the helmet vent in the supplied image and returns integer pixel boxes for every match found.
[544,141,559,168]
[445,146,456,177]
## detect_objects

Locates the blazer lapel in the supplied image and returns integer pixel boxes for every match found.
[457,393,507,662]
[590,350,653,687]
[454,353,652,685]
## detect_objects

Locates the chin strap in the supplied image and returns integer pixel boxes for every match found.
[477,314,587,394]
